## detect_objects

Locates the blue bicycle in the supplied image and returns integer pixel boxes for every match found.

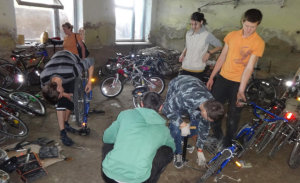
[196,102,289,183]
[73,70,93,135]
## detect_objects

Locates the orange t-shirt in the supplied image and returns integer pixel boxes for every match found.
[220,29,265,82]
[63,33,81,55]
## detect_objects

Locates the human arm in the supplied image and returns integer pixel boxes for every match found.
[51,77,64,98]
[62,92,73,100]
[236,55,259,107]
[202,33,223,63]
[85,65,94,93]
[179,47,187,62]
[206,44,229,90]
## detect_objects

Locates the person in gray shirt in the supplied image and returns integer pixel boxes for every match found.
[179,12,222,82]
[162,75,224,169]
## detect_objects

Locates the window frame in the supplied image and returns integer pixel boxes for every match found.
[115,0,146,42]
[16,0,64,9]
[14,0,79,42]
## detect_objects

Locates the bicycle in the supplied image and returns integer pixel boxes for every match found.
[196,101,288,183]
[100,60,165,98]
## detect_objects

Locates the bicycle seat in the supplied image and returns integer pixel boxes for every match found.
[12,49,26,54]
[49,38,63,45]
[132,86,148,97]
[116,53,122,56]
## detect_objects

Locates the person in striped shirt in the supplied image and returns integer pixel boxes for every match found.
[40,50,94,146]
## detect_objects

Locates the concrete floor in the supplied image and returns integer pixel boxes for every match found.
[4,78,300,183]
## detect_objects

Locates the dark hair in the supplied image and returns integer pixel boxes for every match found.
[191,12,207,25]
[142,92,162,112]
[204,100,224,122]
[62,22,74,30]
[243,9,263,25]
[41,81,60,105]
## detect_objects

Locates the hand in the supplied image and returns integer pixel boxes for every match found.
[57,85,64,98]
[63,92,73,101]
[179,55,185,62]
[180,123,190,136]
[206,79,214,90]
[236,91,246,107]
[197,150,206,167]
[202,53,210,63]
[85,81,92,93]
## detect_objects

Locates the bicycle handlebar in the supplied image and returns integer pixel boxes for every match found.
[250,102,288,122]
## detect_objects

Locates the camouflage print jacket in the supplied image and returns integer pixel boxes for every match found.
[162,75,214,148]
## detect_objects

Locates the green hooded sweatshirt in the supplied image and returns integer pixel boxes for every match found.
[102,108,175,183]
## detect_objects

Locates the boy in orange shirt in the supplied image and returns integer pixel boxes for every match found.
[206,9,265,150]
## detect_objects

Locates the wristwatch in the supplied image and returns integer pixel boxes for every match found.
[207,51,211,54]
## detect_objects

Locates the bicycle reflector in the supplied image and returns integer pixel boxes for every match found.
[91,78,95,82]
[297,97,300,101]
[285,112,295,121]
[235,161,242,167]
[11,56,16,60]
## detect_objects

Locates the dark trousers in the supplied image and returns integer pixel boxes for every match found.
[101,143,173,183]
[179,70,205,83]
[210,75,243,147]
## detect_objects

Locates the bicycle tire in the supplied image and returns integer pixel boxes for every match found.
[245,80,277,108]
[269,125,294,157]
[157,61,174,79]
[100,76,123,98]
[196,150,231,183]
[0,119,7,144]
[73,77,85,127]
[0,59,9,64]
[288,140,300,169]
[146,76,165,94]
[256,120,284,154]
[8,92,46,116]
[26,66,43,85]
[237,121,268,158]
[0,108,28,139]
[0,63,24,91]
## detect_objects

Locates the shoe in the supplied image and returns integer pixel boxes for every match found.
[60,135,74,146]
[181,141,193,151]
[65,124,78,134]
[173,154,184,169]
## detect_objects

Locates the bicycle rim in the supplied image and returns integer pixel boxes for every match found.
[269,126,293,157]
[74,78,85,127]
[100,77,123,97]
[0,64,24,91]
[158,61,173,78]
[9,92,46,116]
[146,76,165,94]
[288,141,300,169]
[0,109,28,139]
[132,96,143,108]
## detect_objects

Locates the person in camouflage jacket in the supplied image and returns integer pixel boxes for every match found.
[162,75,224,169]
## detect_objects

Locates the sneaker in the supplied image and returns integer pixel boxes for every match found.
[181,141,193,151]
[60,135,74,146]
[65,124,78,134]
[173,154,184,169]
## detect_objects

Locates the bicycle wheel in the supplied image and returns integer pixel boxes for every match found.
[0,108,28,139]
[196,150,231,183]
[245,80,277,108]
[100,76,123,98]
[0,63,24,91]
[269,125,294,157]
[0,119,7,144]
[133,96,143,108]
[73,77,85,127]
[8,92,46,116]
[157,61,173,79]
[26,66,43,85]
[146,76,165,94]
[237,121,268,158]
[0,59,9,64]
[288,139,300,169]
[256,120,284,154]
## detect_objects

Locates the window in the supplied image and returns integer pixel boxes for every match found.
[14,0,81,41]
[115,0,145,41]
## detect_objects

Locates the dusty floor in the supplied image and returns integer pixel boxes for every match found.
[3,77,300,183]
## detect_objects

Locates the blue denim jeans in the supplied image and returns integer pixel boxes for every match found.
[169,118,199,154]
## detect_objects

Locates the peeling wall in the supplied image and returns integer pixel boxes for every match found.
[0,0,17,59]
[151,0,300,78]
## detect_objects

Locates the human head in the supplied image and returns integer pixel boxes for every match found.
[141,92,162,112]
[242,9,263,37]
[62,22,73,35]
[199,100,224,122]
[41,81,60,105]
[190,12,207,32]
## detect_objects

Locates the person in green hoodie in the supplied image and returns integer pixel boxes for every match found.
[102,92,175,183]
